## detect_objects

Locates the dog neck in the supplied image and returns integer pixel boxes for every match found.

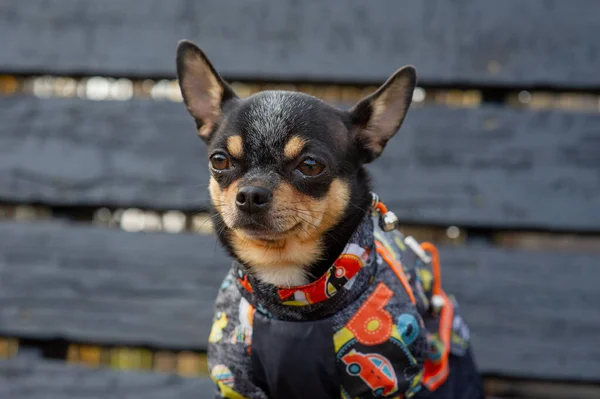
[231,212,378,320]
[249,201,371,287]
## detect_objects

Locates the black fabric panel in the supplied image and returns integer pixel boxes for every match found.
[252,312,340,399]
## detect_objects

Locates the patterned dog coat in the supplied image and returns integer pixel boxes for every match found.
[207,208,472,399]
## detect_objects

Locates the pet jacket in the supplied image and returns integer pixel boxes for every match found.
[207,208,472,399]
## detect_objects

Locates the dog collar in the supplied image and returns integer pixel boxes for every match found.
[232,212,378,320]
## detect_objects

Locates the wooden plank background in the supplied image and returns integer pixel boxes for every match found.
[2,0,600,391]
[0,358,215,399]
[2,96,599,231]
[1,0,599,87]
[1,357,599,399]
[0,220,227,350]
[1,219,598,381]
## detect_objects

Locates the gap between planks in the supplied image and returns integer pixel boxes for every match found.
[3,338,600,399]
[2,203,600,252]
[2,74,600,113]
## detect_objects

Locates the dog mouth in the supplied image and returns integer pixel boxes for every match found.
[234,221,302,242]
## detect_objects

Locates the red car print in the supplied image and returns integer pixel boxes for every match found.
[342,350,398,396]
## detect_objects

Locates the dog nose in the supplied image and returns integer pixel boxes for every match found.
[235,186,272,213]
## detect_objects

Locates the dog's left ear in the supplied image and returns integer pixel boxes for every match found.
[348,66,416,163]
[176,40,238,142]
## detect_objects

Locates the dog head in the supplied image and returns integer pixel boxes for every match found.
[176,40,416,286]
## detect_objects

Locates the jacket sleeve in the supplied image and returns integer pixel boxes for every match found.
[208,274,268,399]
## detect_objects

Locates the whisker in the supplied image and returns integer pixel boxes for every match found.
[292,210,338,227]
[194,213,224,231]
[294,215,319,230]
[294,214,343,247]
[290,208,328,215]
[345,199,367,213]
[212,222,227,258]
[296,220,319,245]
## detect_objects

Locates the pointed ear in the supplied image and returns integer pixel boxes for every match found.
[176,40,238,142]
[349,66,416,163]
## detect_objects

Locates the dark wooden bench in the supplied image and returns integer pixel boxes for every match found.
[1,1,599,397]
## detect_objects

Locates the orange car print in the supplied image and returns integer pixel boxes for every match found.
[342,350,398,396]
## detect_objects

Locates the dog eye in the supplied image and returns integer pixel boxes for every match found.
[296,157,325,177]
[210,153,231,171]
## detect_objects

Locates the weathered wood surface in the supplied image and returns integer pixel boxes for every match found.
[440,244,600,382]
[2,0,600,87]
[2,96,600,231]
[0,220,230,350]
[1,220,599,380]
[0,357,215,399]
[0,96,206,211]
[1,359,596,399]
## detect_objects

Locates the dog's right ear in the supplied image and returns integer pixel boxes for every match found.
[176,40,238,142]
[348,66,416,163]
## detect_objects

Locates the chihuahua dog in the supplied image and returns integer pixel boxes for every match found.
[176,40,483,399]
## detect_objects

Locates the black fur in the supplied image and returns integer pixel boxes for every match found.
[207,91,374,279]
[176,40,416,282]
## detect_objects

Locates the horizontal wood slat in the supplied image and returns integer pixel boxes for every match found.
[0,96,203,211]
[0,220,599,380]
[440,244,600,382]
[1,0,600,87]
[2,96,599,231]
[1,357,597,399]
[0,220,229,350]
[0,358,214,399]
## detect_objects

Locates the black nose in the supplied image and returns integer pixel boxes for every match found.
[235,186,272,213]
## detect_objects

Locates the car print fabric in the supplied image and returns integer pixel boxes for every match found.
[207,210,475,399]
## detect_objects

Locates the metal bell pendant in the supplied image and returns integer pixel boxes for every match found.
[371,192,398,232]
[380,211,399,232]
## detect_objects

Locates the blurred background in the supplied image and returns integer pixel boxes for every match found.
[0,1,599,398]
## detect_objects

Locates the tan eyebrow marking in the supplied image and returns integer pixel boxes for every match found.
[226,135,244,159]
[283,136,307,159]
